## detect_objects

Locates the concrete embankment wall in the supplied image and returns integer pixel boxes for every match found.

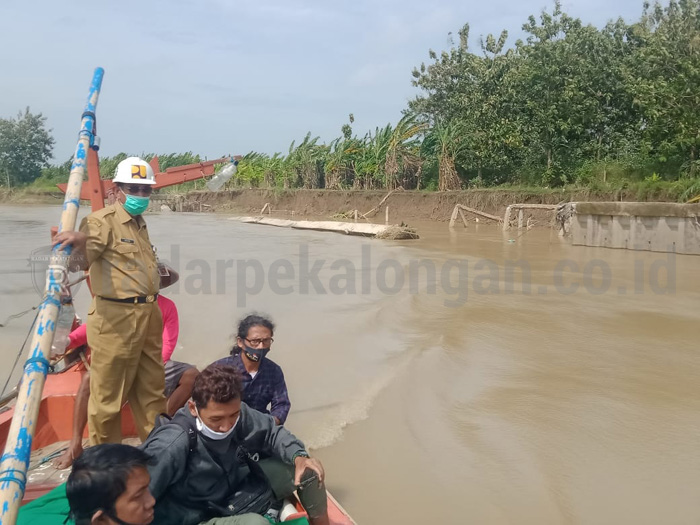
[571,202,700,255]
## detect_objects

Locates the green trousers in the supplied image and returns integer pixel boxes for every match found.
[257,458,327,519]
[199,458,327,524]
[199,514,269,525]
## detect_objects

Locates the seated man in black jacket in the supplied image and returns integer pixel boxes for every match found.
[141,364,329,525]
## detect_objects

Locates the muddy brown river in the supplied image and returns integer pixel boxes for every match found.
[1,204,699,524]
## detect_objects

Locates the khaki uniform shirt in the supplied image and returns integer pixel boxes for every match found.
[79,202,159,299]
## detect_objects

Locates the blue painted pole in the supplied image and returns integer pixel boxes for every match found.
[0,67,104,524]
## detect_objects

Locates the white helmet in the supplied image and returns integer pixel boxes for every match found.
[113,157,156,185]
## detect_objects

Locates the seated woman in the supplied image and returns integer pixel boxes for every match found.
[53,264,199,469]
[215,314,290,425]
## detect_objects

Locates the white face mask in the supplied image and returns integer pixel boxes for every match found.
[195,407,238,440]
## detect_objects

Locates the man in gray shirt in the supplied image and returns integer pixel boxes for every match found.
[141,364,329,525]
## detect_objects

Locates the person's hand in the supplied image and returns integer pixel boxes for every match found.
[294,455,325,488]
[52,232,88,270]
[52,231,87,252]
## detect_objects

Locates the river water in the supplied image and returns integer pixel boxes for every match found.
[1,205,699,524]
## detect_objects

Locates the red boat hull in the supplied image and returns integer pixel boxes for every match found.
[0,365,136,455]
[0,365,355,524]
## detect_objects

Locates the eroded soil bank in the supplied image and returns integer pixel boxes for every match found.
[185,187,664,222]
[2,187,678,225]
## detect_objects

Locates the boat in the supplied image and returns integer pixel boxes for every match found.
[0,68,355,525]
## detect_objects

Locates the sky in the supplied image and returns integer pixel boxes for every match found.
[0,0,646,163]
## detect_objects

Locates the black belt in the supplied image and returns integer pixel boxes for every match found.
[100,293,158,304]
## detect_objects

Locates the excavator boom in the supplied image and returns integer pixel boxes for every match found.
[57,155,241,204]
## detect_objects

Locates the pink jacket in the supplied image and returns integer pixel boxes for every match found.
[67,295,179,362]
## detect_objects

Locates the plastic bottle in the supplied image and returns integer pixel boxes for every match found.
[206,160,238,192]
[279,499,299,521]
[51,296,75,357]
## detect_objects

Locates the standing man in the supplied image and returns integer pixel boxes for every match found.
[54,156,165,444]
[52,264,200,470]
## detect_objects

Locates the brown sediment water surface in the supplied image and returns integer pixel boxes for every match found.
[1,205,698,524]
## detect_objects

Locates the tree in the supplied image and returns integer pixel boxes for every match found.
[410,24,523,184]
[565,19,640,178]
[512,2,585,183]
[325,137,363,189]
[0,107,55,186]
[383,113,426,189]
[423,121,465,190]
[357,125,394,189]
[285,133,327,188]
[627,0,700,176]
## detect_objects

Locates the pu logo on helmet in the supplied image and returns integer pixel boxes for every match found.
[131,165,147,179]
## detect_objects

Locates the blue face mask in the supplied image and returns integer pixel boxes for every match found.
[123,194,150,215]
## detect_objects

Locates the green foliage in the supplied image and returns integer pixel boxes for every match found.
[233,151,282,188]
[626,0,700,176]
[153,152,201,171]
[31,158,72,189]
[0,108,55,186]
[409,0,700,187]
[23,0,700,195]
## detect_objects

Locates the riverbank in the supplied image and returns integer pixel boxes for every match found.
[183,187,682,223]
[0,188,64,205]
[2,185,688,224]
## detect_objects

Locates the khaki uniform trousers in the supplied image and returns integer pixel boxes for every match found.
[87,297,166,444]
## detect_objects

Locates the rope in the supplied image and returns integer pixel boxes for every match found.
[0,309,39,398]
[0,266,79,328]
[0,468,27,492]
[0,266,80,395]
[24,355,51,374]
[0,305,39,328]
[28,447,69,471]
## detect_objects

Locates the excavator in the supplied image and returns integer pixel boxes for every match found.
[56,148,238,212]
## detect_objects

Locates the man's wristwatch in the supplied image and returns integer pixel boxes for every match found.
[293,451,310,462]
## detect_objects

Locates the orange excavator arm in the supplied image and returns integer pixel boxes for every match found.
[57,155,241,204]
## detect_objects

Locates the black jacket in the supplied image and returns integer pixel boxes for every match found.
[141,403,306,525]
